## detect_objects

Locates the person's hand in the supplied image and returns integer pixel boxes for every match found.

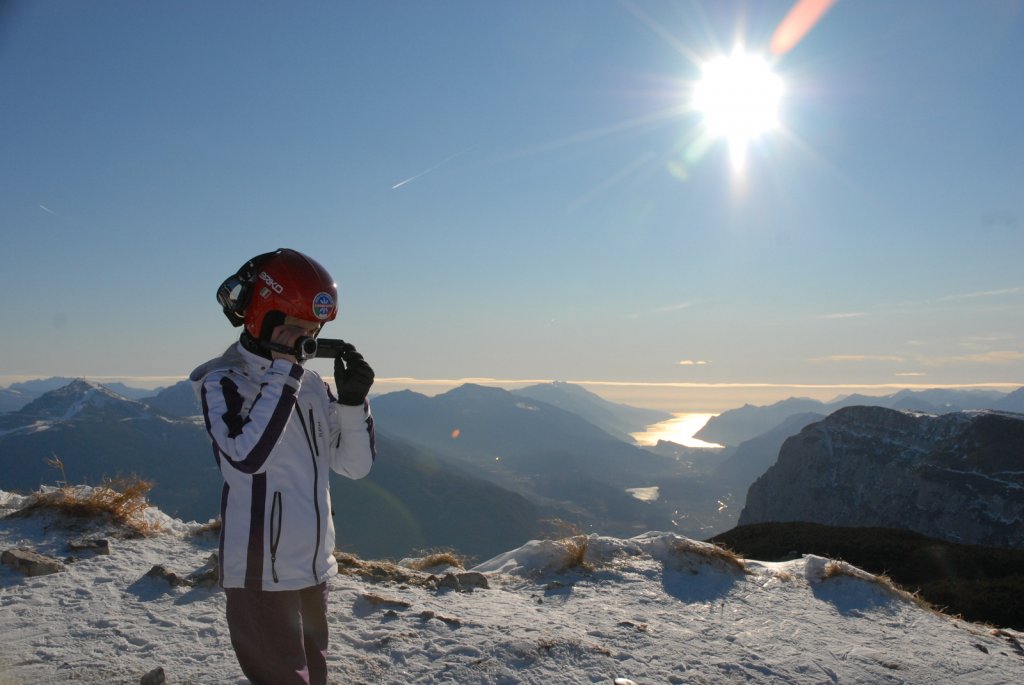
[334,345,374,406]
[269,325,308,364]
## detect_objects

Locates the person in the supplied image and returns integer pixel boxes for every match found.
[190,248,376,685]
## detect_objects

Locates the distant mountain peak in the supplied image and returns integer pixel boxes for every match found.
[439,383,512,401]
[511,381,671,443]
[16,379,150,422]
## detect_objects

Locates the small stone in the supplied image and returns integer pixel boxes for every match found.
[145,565,183,587]
[69,538,111,555]
[360,592,411,609]
[438,573,462,591]
[2,548,65,577]
[185,554,220,587]
[456,571,489,590]
[140,666,165,685]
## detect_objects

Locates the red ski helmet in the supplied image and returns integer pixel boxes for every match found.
[241,249,338,339]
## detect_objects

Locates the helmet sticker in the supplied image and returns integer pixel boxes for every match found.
[312,292,336,320]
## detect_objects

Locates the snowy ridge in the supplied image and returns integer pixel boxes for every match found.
[15,379,156,423]
[33,379,131,421]
[57,382,121,421]
[1,490,1022,684]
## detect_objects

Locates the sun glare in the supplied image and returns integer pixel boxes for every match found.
[693,49,783,169]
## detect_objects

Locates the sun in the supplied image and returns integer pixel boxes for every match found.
[693,49,783,170]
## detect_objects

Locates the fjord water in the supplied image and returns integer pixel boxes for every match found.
[630,413,725,449]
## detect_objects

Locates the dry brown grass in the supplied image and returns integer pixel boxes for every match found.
[404,550,468,572]
[671,538,751,575]
[190,518,223,536]
[540,517,584,539]
[710,521,1024,630]
[334,551,432,586]
[822,559,939,613]
[558,535,594,573]
[822,559,859,580]
[15,476,159,536]
[45,454,69,485]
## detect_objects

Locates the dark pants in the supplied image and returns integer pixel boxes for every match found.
[225,582,330,685]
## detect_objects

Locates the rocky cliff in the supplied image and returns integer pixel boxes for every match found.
[738,406,1024,549]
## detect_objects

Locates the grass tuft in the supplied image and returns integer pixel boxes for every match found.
[822,559,940,613]
[404,549,468,572]
[558,535,593,573]
[334,551,431,586]
[540,518,584,539]
[709,521,1024,630]
[190,518,223,537]
[671,538,751,575]
[14,477,159,536]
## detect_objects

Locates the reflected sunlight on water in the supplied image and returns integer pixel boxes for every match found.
[630,413,724,449]
[625,486,660,502]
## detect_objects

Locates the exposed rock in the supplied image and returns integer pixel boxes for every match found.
[359,592,412,610]
[139,667,164,683]
[419,610,462,627]
[456,571,489,590]
[144,554,219,588]
[739,407,1024,548]
[68,538,111,555]
[427,571,490,592]
[145,564,185,587]
[184,553,219,587]
[2,547,65,576]
[438,573,462,591]
[140,666,165,685]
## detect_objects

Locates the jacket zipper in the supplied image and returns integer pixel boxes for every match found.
[307,407,322,584]
[269,491,282,583]
[297,406,323,585]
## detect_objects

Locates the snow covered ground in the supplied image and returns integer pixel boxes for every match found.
[1,489,1022,684]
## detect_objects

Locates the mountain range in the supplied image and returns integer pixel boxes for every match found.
[511,380,671,442]
[357,383,737,539]
[0,379,699,559]
[696,387,1022,446]
[0,377,181,414]
[3,378,1021,558]
[0,380,220,521]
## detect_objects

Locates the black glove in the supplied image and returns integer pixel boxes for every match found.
[334,345,375,406]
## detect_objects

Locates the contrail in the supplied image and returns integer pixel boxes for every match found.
[38,204,59,216]
[391,150,466,190]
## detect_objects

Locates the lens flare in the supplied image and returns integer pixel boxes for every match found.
[771,0,838,56]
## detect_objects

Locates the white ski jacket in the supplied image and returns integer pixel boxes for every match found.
[190,342,375,591]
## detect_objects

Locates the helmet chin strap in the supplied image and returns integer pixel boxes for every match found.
[239,331,273,360]
[239,310,289,360]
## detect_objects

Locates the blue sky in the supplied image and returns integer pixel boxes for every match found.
[1,0,1022,411]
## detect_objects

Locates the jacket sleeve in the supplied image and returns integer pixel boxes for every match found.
[328,399,375,479]
[200,360,304,475]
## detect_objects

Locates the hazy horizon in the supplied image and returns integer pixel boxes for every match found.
[2,371,1019,413]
